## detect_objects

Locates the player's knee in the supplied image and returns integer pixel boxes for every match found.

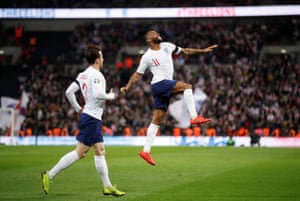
[78,153,85,159]
[173,82,192,93]
[77,150,89,158]
[99,149,106,156]
[152,119,162,125]
[185,83,192,89]
[152,116,163,125]
[94,148,105,156]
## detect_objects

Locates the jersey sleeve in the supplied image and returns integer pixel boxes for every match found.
[65,81,82,112]
[136,54,148,74]
[162,42,182,55]
[92,72,115,100]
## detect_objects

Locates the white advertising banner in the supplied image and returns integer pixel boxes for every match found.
[1,136,300,147]
[1,6,300,19]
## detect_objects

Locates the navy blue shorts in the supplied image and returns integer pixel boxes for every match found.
[76,113,103,146]
[151,80,177,111]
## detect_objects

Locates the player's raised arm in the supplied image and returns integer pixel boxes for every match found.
[181,44,218,55]
[120,72,142,95]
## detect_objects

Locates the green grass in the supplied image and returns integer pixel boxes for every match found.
[0,146,299,201]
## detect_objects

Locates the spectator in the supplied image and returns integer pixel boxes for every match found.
[16,18,299,138]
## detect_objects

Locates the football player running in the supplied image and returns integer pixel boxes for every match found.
[41,44,125,196]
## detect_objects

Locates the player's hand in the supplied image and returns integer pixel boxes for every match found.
[203,44,218,52]
[120,86,128,95]
[107,88,116,100]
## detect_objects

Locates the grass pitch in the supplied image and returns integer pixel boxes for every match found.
[0,145,299,201]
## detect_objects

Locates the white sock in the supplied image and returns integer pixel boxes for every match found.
[94,155,112,187]
[48,150,80,179]
[143,123,160,153]
[183,89,197,119]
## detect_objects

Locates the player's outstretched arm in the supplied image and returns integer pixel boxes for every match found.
[181,44,218,55]
[120,72,142,95]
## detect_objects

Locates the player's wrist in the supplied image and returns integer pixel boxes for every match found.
[106,93,115,100]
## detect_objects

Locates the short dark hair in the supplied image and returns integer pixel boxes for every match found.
[85,44,101,65]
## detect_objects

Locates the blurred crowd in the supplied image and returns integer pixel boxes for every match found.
[12,17,299,138]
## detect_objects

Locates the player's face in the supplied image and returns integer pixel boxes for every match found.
[98,51,104,69]
[146,30,163,44]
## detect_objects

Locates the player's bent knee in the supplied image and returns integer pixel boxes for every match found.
[76,149,89,158]
[96,149,105,156]
[93,147,105,156]
[184,83,192,89]
[78,152,87,159]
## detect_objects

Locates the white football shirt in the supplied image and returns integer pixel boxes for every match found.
[66,66,107,120]
[137,42,181,84]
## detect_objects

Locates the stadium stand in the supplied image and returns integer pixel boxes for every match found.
[0,1,299,137]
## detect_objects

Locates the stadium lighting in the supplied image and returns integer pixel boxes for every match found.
[280,49,287,54]
[138,49,145,55]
